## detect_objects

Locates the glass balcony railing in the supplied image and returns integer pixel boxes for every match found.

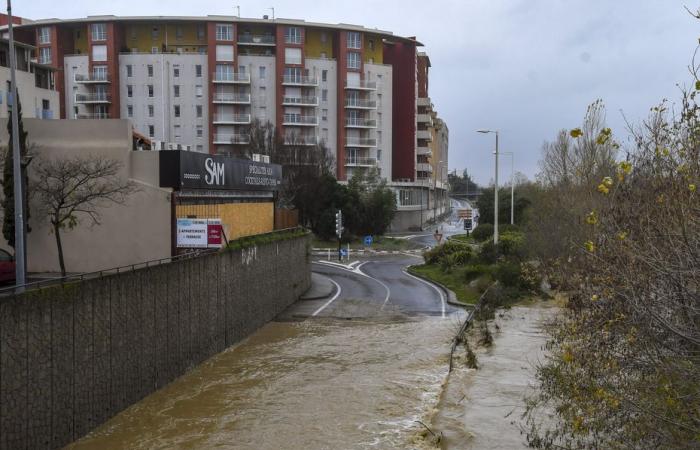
[282,75,318,86]
[238,34,275,45]
[75,73,110,83]
[213,113,252,124]
[282,96,319,106]
[212,93,251,103]
[212,72,251,83]
[345,138,377,147]
[283,114,318,126]
[345,157,377,167]
[345,98,377,109]
[345,118,377,128]
[212,133,250,144]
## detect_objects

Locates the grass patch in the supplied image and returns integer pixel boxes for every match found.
[449,233,474,244]
[409,263,484,305]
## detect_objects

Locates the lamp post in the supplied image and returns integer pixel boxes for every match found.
[502,152,515,225]
[477,129,499,244]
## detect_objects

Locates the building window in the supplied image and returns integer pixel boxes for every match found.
[127,105,133,117]
[147,64,153,77]
[347,32,361,49]
[147,85,154,97]
[322,89,328,102]
[283,67,302,83]
[216,24,233,41]
[148,125,155,138]
[175,26,184,40]
[259,66,266,79]
[92,65,108,81]
[127,85,133,97]
[126,64,133,77]
[197,25,205,40]
[347,52,360,69]
[320,32,327,44]
[174,125,181,139]
[196,144,203,152]
[38,47,52,65]
[151,26,160,40]
[216,45,234,61]
[92,45,107,62]
[148,104,154,117]
[196,125,203,137]
[322,108,328,121]
[284,27,301,44]
[196,105,203,118]
[91,23,107,41]
[38,27,51,44]
[368,39,375,51]
[322,70,327,82]
[195,64,202,77]
[215,64,232,80]
[195,85,203,97]
[173,66,180,77]
[284,48,302,65]
[174,105,180,117]
[377,149,382,161]
[174,85,180,97]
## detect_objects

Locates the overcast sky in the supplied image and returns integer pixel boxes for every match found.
[17,1,700,184]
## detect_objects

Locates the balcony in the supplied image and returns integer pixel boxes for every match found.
[417,97,431,108]
[213,113,251,125]
[282,96,318,106]
[345,137,377,147]
[74,73,110,84]
[212,93,251,104]
[238,34,275,46]
[416,163,433,172]
[74,112,111,119]
[416,113,433,126]
[284,135,318,146]
[345,157,377,167]
[283,114,318,126]
[212,72,251,84]
[417,146,432,156]
[417,130,433,141]
[345,98,377,109]
[345,117,377,128]
[282,75,319,86]
[345,80,377,91]
[212,133,250,145]
[74,93,111,104]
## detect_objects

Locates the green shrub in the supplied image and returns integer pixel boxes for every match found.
[472,223,494,241]
[463,264,492,282]
[494,262,522,287]
[499,231,526,259]
[424,241,471,265]
[478,240,499,264]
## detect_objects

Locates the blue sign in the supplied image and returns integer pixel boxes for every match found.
[364,235,373,246]
[340,248,348,257]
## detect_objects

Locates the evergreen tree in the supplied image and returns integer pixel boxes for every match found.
[2,90,29,250]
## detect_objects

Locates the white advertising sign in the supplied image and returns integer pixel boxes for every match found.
[176,218,208,248]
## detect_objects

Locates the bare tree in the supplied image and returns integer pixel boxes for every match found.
[33,156,137,276]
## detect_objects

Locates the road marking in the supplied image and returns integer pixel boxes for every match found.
[311,278,342,317]
[356,262,392,309]
[403,269,446,318]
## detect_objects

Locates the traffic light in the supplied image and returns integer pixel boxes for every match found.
[335,210,343,238]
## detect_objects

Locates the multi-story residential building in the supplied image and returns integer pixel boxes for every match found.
[7,15,449,229]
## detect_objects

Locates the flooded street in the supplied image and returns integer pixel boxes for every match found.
[66,313,463,450]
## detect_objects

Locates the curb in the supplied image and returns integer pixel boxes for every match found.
[299,273,338,301]
[405,264,472,309]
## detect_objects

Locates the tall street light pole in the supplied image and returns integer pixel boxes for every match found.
[477,129,499,244]
[502,152,515,225]
[7,0,26,288]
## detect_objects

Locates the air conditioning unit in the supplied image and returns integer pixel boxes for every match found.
[252,153,262,162]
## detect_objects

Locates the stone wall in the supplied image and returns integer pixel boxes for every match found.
[0,234,310,450]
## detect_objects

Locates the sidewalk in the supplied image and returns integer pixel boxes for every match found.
[299,272,336,300]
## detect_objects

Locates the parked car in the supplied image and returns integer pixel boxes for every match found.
[0,248,15,283]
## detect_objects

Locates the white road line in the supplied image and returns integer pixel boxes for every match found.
[311,278,342,317]
[357,262,392,309]
[403,269,446,318]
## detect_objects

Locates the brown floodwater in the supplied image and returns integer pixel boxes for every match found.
[65,313,464,450]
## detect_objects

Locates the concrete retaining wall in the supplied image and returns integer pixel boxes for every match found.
[0,234,310,450]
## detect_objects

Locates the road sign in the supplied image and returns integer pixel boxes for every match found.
[458,209,472,219]
[464,219,473,230]
[340,248,348,257]
[364,235,373,246]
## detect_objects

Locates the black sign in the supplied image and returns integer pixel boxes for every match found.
[159,151,282,191]
[464,219,473,230]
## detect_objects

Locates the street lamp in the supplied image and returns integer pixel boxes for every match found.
[501,152,515,225]
[476,129,499,244]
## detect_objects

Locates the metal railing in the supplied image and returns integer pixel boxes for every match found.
[213,113,251,124]
[282,75,318,86]
[345,80,377,90]
[238,34,275,44]
[416,163,433,172]
[345,117,377,127]
[345,137,377,147]
[345,157,377,166]
[212,93,251,103]
[212,133,251,144]
[417,130,433,141]
[75,93,111,103]
[75,73,110,83]
[282,96,318,106]
[212,72,251,83]
[345,99,377,108]
[284,136,318,146]
[283,114,318,125]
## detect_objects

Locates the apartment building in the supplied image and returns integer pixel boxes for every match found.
[9,14,449,229]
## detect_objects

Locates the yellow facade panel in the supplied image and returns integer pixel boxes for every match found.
[364,34,383,64]
[124,22,205,53]
[304,28,333,59]
[73,27,88,55]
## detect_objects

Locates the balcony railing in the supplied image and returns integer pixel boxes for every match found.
[284,35,303,45]
[74,93,111,103]
[416,163,433,172]
[282,75,318,86]
[417,130,433,141]
[282,96,318,106]
[345,138,377,147]
[212,133,250,145]
[284,136,318,146]
[345,117,377,128]
[75,73,110,83]
[416,113,433,125]
[37,56,52,65]
[212,72,251,83]
[283,114,318,126]
[238,34,275,45]
[212,93,251,104]
[417,146,432,156]
[345,99,377,109]
[345,157,377,167]
[74,112,111,119]
[213,113,252,124]
[345,80,377,90]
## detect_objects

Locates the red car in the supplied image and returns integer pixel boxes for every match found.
[0,249,16,283]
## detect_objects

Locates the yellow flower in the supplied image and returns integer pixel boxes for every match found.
[690,184,697,192]
[657,194,665,204]
[570,128,583,138]
[586,211,598,225]
[584,241,596,252]
[602,176,614,187]
[619,161,632,174]
[597,184,609,195]
[617,231,628,241]
[591,294,599,302]
[663,148,670,156]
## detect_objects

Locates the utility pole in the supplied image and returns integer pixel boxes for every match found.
[7,0,26,288]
